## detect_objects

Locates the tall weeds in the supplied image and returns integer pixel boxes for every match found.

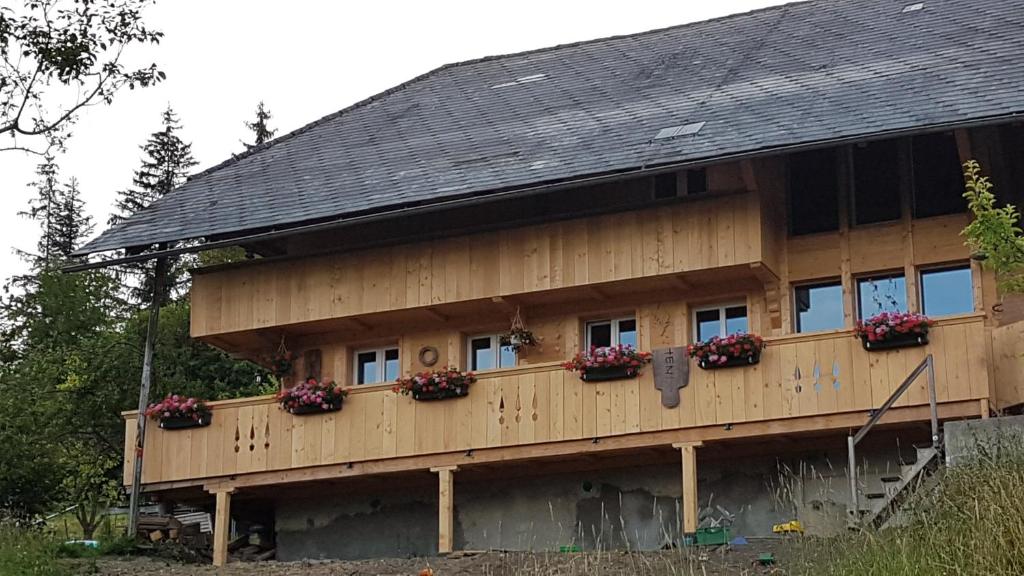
[790,445,1024,576]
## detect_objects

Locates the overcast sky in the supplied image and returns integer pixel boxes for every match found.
[0,0,790,282]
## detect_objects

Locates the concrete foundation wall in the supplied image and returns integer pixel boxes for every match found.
[275,438,920,561]
[945,415,1024,466]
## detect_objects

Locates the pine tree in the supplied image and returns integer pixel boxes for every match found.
[110,105,198,226]
[109,105,198,302]
[243,101,277,149]
[18,154,61,267]
[52,178,94,261]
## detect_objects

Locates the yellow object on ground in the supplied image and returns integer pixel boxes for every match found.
[772,520,804,534]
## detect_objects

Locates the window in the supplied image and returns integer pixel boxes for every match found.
[653,173,678,199]
[467,334,517,371]
[354,347,400,385]
[686,168,708,195]
[789,148,839,235]
[693,304,748,341]
[795,281,845,333]
[912,133,964,218]
[857,274,907,319]
[586,317,637,349]
[853,139,902,225]
[920,266,974,316]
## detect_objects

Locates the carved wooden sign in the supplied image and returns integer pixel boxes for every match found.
[653,346,689,408]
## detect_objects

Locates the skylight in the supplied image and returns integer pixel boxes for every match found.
[654,121,706,140]
[902,3,924,12]
[490,74,548,89]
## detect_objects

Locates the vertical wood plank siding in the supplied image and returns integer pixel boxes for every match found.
[126,315,987,485]
[190,193,762,337]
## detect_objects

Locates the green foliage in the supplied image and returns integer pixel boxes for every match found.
[243,101,277,149]
[961,160,1024,294]
[0,524,70,576]
[0,0,164,154]
[790,447,1024,576]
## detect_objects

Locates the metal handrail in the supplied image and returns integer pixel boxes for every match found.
[847,354,939,521]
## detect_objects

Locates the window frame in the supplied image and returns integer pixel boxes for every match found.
[585,316,637,349]
[855,272,908,320]
[793,279,846,334]
[692,303,748,342]
[353,345,400,385]
[466,333,517,372]
[918,263,975,317]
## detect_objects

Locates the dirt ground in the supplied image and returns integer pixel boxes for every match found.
[82,540,791,576]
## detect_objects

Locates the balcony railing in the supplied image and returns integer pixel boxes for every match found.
[124,314,989,487]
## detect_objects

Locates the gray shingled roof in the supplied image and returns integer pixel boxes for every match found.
[79,0,1024,254]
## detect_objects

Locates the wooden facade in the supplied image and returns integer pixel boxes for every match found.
[125,314,990,487]
[122,126,1024,564]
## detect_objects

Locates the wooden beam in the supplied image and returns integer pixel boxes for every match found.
[740,159,759,193]
[423,307,448,323]
[431,466,458,554]
[672,442,702,536]
[211,488,234,567]
[585,285,611,300]
[186,401,980,494]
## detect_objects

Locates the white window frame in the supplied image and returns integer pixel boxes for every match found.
[353,346,399,385]
[466,333,517,372]
[585,317,637,349]
[692,303,748,341]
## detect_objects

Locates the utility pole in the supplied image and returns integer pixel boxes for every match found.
[127,255,168,538]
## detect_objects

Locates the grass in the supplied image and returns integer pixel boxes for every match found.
[788,445,1024,576]
[0,523,74,576]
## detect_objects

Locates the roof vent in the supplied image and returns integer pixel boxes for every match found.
[491,73,548,89]
[902,3,924,12]
[654,121,706,140]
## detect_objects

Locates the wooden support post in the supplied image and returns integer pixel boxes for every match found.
[431,466,458,554]
[673,442,702,537]
[212,489,234,567]
[980,398,991,419]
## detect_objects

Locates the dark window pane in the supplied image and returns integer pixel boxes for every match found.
[921,267,973,316]
[499,345,517,368]
[912,133,965,218]
[588,322,612,348]
[471,337,494,371]
[789,149,839,235]
[857,275,907,318]
[696,309,721,341]
[618,319,637,348]
[687,168,708,195]
[854,140,901,224]
[653,173,677,199]
[725,306,748,335]
[795,282,844,332]
[357,351,378,385]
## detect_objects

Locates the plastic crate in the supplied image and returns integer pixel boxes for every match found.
[695,526,730,546]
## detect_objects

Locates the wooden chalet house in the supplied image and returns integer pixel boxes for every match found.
[76,0,1024,565]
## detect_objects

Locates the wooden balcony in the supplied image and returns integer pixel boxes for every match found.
[125,314,989,490]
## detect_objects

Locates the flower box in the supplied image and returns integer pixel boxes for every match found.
[287,400,343,415]
[278,378,348,415]
[158,413,212,430]
[145,395,211,431]
[395,367,476,401]
[563,345,652,382]
[688,333,765,370]
[860,332,928,351]
[697,349,762,370]
[855,312,932,352]
[579,365,639,382]
[411,386,470,401]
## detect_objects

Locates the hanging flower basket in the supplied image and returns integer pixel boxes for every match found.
[145,395,212,430]
[855,312,932,351]
[394,367,475,401]
[499,307,537,354]
[688,333,765,370]
[277,378,348,415]
[562,345,652,382]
